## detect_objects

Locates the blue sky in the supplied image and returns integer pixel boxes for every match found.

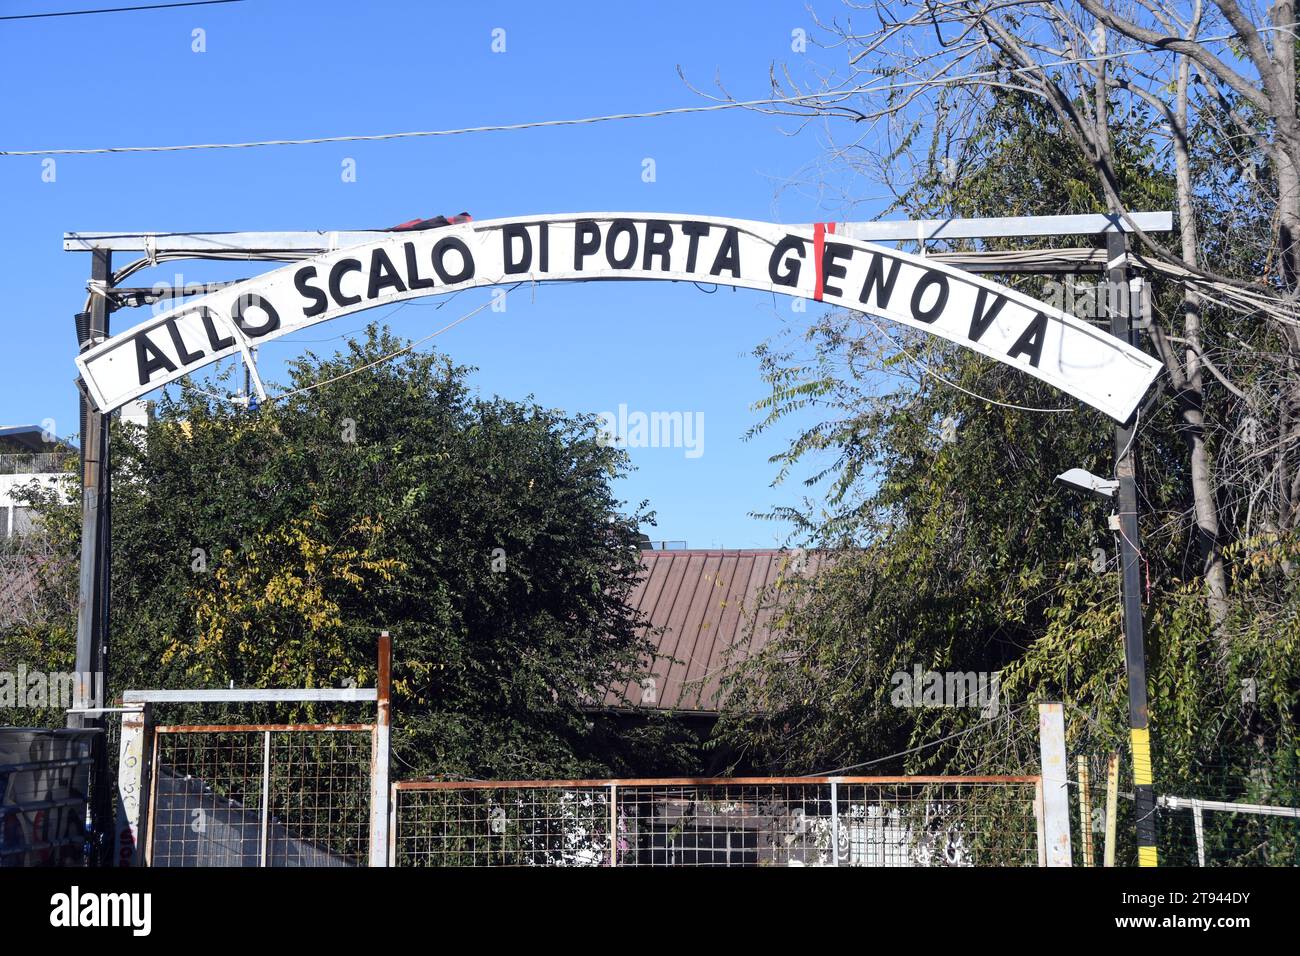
[0,0,875,548]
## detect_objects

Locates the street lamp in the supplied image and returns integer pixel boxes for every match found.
[1055,467,1119,499]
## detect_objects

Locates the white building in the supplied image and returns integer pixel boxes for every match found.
[0,402,149,538]
[0,425,76,538]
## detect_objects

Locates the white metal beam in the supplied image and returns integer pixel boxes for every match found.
[64,212,1174,254]
[123,687,377,703]
[1161,795,1300,818]
[839,212,1172,241]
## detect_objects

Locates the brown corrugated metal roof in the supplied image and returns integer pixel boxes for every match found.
[605,549,818,714]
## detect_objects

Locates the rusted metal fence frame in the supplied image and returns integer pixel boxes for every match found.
[145,722,375,867]
[116,632,392,867]
[391,775,1043,867]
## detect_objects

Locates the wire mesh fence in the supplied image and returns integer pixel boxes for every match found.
[1158,795,1300,867]
[1068,748,1300,867]
[836,780,1041,866]
[395,782,614,867]
[392,776,1042,867]
[147,725,372,867]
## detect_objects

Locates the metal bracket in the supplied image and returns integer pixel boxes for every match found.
[210,310,267,405]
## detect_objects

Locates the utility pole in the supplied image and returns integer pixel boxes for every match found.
[1107,229,1158,866]
[71,248,114,865]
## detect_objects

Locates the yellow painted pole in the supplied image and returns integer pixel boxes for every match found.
[1078,755,1094,866]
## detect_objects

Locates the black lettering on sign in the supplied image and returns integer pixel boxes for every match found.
[330,258,363,307]
[574,220,601,269]
[769,235,805,287]
[135,331,177,386]
[368,247,407,299]
[709,227,741,278]
[680,221,710,272]
[403,241,435,290]
[822,242,853,298]
[909,271,949,324]
[295,266,329,317]
[538,222,549,272]
[606,219,638,269]
[860,255,903,309]
[969,288,1007,342]
[232,294,281,337]
[502,224,533,274]
[1007,313,1048,367]
[200,308,236,351]
[643,220,673,271]
[165,318,204,365]
[432,236,475,284]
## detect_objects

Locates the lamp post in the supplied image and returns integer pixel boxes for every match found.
[1055,462,1157,867]
[1054,232,1159,867]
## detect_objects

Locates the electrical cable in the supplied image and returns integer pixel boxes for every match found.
[857,312,1077,414]
[803,702,1032,777]
[0,32,1269,157]
[264,296,501,404]
[0,0,240,21]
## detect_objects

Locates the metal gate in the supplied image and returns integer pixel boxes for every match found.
[391,775,1043,867]
[115,633,393,867]
[145,723,373,867]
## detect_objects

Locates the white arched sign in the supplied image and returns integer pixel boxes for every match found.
[76,213,1160,421]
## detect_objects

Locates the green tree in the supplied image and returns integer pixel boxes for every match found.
[715,86,1299,863]
[3,326,695,778]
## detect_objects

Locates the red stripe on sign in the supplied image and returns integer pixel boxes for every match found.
[812,222,836,301]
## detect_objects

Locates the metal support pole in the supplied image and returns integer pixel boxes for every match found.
[368,631,392,867]
[609,784,619,866]
[830,779,841,867]
[114,701,152,866]
[1192,802,1206,866]
[71,248,113,866]
[259,730,271,867]
[1107,229,1159,866]
[1037,702,1072,866]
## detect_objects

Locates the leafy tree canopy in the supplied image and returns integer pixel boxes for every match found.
[715,89,1299,863]
[3,326,694,778]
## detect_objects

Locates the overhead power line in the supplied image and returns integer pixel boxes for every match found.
[4,90,861,156]
[0,0,242,21]
[0,33,1264,157]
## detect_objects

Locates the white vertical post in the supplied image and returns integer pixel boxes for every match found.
[369,631,392,867]
[830,779,841,867]
[609,784,619,866]
[114,702,151,866]
[1038,702,1073,866]
[1192,802,1206,867]
[259,730,271,867]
